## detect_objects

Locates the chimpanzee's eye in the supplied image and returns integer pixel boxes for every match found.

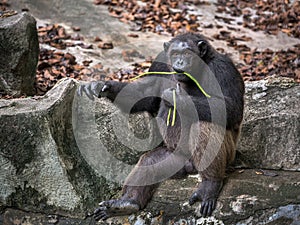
[184,51,191,56]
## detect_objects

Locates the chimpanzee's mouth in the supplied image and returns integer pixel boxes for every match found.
[174,72,189,81]
[172,67,184,73]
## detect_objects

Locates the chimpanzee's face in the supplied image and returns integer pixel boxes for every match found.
[164,40,204,82]
[169,41,196,73]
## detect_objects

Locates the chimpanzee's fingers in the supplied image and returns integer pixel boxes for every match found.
[176,83,182,93]
[83,85,95,100]
[101,84,110,92]
[77,84,84,96]
[90,81,103,96]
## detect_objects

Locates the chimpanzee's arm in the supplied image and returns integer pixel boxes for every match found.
[78,77,163,115]
[105,77,164,114]
[162,69,244,129]
[190,55,244,129]
[210,56,245,128]
[167,91,243,129]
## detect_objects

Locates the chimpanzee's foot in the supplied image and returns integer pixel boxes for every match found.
[189,180,223,217]
[94,199,140,221]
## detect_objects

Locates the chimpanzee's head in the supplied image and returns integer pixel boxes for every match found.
[163,33,210,82]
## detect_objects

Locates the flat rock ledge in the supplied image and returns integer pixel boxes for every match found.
[1,170,300,225]
[0,77,299,225]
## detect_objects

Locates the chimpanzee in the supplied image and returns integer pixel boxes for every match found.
[78,32,245,220]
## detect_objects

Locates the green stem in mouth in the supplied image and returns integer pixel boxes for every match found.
[130,71,211,98]
[130,71,211,126]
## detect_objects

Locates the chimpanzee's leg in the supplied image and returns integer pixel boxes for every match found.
[188,122,237,217]
[94,146,184,221]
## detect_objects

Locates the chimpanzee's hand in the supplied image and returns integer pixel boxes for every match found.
[77,81,111,100]
[162,84,185,107]
[162,87,175,107]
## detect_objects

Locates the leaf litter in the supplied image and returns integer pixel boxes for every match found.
[0,0,299,98]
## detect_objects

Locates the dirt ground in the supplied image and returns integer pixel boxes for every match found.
[1,0,299,98]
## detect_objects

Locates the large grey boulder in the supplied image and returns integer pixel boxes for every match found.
[144,170,300,225]
[72,92,162,184]
[238,78,300,171]
[0,77,299,225]
[0,78,118,218]
[0,77,160,218]
[1,170,299,225]
[0,12,39,97]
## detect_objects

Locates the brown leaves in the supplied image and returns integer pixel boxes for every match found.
[211,23,299,83]
[215,0,300,38]
[0,0,9,11]
[93,0,200,36]
[238,46,300,82]
[93,36,114,49]
[106,58,153,82]
[38,24,90,50]
[35,21,153,96]
[36,49,79,95]
[36,24,114,95]
[36,48,110,95]
[34,22,124,95]
[38,24,70,49]
[127,33,139,38]
[122,49,145,62]
[97,41,114,49]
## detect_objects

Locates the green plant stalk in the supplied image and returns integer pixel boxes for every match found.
[171,89,176,126]
[130,71,211,98]
[167,108,172,126]
[130,71,211,126]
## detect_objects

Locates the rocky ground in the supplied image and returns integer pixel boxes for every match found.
[0,0,300,225]
[0,0,299,98]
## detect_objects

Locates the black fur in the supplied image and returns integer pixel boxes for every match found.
[78,32,245,220]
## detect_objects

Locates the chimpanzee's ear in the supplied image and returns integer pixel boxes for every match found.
[164,42,171,52]
[197,40,208,58]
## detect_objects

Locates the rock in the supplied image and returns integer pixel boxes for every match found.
[0,12,39,97]
[2,170,298,225]
[1,208,95,225]
[0,78,118,217]
[70,78,300,224]
[82,170,300,225]
[1,78,300,224]
[237,78,300,171]
[216,170,300,224]
[72,89,162,184]
[0,77,161,218]
[110,169,299,225]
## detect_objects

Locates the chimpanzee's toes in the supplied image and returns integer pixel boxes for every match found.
[200,198,216,217]
[93,199,140,221]
[188,180,222,217]
[189,191,201,206]
[94,208,109,221]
